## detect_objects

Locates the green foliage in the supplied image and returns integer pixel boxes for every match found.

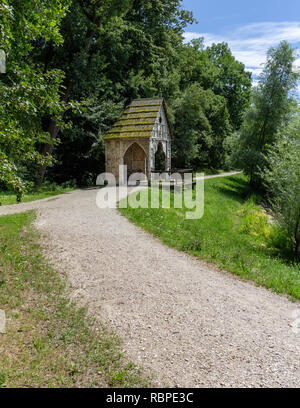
[238,198,271,240]
[1,0,253,186]
[206,42,252,130]
[48,99,124,185]
[177,40,252,130]
[33,0,194,184]
[0,372,6,388]
[267,225,293,254]
[0,0,70,197]
[262,108,300,254]
[227,41,299,187]
[171,83,232,169]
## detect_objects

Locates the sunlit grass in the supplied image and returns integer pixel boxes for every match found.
[119,174,300,300]
[0,188,75,206]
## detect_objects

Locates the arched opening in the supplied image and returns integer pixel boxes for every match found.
[123,142,146,176]
[155,142,166,172]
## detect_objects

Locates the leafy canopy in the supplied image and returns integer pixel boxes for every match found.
[262,107,300,254]
[227,41,299,188]
[0,0,70,197]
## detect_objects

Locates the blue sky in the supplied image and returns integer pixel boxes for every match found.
[181,0,300,89]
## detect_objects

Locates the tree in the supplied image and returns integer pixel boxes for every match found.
[34,0,131,184]
[177,40,251,130]
[0,0,255,188]
[228,41,299,188]
[171,83,232,169]
[47,99,124,185]
[34,0,194,184]
[0,0,70,198]
[262,107,300,254]
[206,43,252,130]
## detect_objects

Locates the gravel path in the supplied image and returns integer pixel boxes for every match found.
[1,187,299,387]
[195,171,243,180]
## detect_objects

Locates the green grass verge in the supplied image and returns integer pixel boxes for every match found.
[0,188,75,206]
[0,211,147,388]
[119,174,300,300]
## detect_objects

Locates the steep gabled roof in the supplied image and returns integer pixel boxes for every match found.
[104,98,173,140]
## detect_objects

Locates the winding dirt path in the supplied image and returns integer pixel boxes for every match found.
[1,186,299,387]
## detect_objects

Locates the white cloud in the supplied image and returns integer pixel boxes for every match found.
[184,21,300,81]
[247,67,263,77]
[293,57,300,73]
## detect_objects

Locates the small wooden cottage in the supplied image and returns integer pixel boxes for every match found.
[104,98,173,183]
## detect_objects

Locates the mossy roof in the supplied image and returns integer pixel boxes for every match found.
[104,98,173,140]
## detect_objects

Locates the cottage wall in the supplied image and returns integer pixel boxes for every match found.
[105,138,149,184]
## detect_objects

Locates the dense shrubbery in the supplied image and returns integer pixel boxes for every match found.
[225,41,299,253]
[262,109,300,254]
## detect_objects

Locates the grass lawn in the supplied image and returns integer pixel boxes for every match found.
[0,211,147,388]
[0,188,75,206]
[119,174,300,300]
